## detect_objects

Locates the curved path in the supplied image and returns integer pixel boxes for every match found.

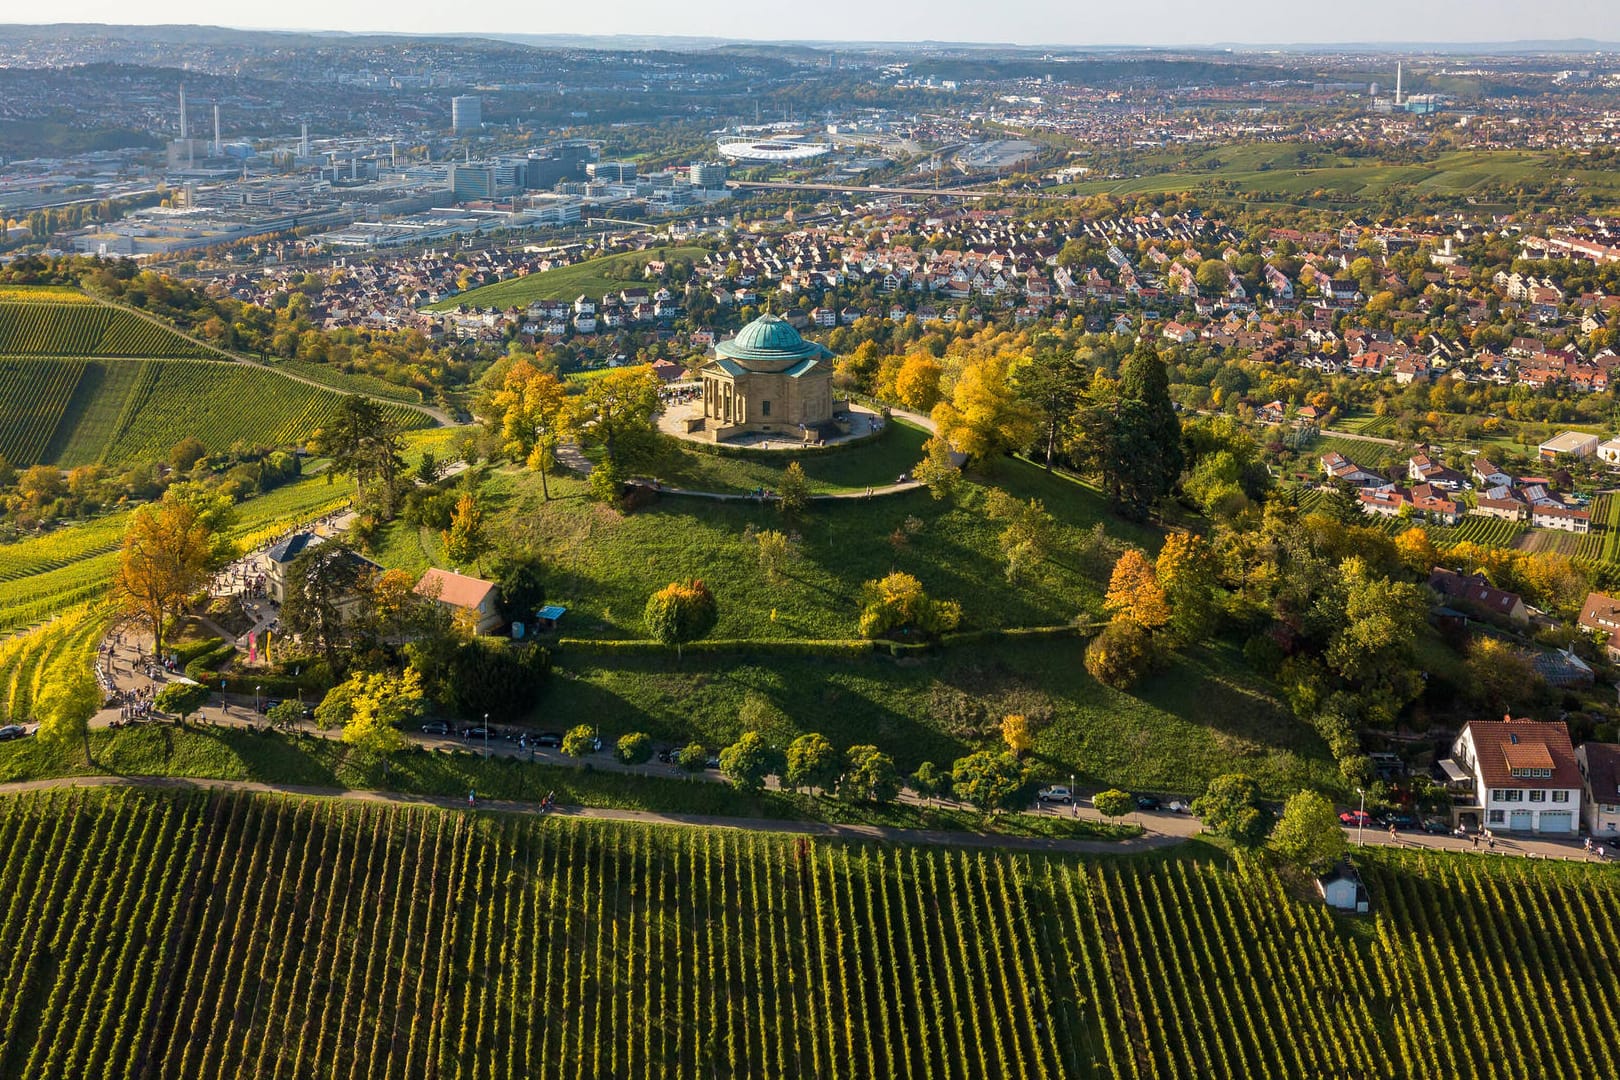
[0,773,1179,854]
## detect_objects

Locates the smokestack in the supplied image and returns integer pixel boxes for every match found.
[300,122,309,159]
[179,85,187,139]
[1395,62,1403,106]
[391,141,397,168]
[213,104,221,156]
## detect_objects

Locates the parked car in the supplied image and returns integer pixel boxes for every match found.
[1420,818,1451,835]
[1379,813,1418,830]
[1134,794,1161,811]
[0,725,26,741]
[1166,800,1193,814]
[462,726,494,740]
[1037,786,1074,804]
[420,720,451,736]
[1339,810,1373,826]
[655,747,675,764]
[257,698,283,715]
[533,731,564,749]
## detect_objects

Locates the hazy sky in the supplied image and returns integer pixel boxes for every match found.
[19,0,1620,45]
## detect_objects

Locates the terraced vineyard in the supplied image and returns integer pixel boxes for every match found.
[0,301,211,358]
[0,605,105,723]
[0,356,429,467]
[1576,493,1620,564]
[0,789,1613,1079]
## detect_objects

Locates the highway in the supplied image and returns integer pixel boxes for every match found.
[725,179,1071,201]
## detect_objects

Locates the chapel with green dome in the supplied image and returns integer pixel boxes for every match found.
[695,313,837,442]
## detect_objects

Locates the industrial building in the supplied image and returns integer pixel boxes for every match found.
[451,95,482,132]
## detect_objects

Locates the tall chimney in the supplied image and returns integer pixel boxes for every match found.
[1395,62,1403,106]
[179,86,187,139]
[213,104,221,155]
[300,122,309,159]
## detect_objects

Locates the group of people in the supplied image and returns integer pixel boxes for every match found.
[1583,837,1609,859]
[113,685,159,725]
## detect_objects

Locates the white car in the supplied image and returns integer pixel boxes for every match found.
[1037,786,1074,804]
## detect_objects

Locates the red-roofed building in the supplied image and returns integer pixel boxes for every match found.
[415,568,503,635]
[1577,591,1620,660]
[1576,742,1620,838]
[1448,717,1581,834]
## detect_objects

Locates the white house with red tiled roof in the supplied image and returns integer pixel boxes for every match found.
[1447,717,1581,834]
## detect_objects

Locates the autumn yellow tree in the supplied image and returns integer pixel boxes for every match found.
[489,358,568,500]
[894,353,944,412]
[1393,528,1438,576]
[113,501,214,658]
[1155,532,1219,644]
[1001,713,1034,757]
[1104,549,1170,631]
[930,351,1039,463]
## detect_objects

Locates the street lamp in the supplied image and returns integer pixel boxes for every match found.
[1070,773,1077,818]
[484,713,490,758]
[1355,786,1367,848]
[255,685,262,716]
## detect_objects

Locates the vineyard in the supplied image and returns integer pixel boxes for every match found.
[0,605,105,723]
[1575,493,1620,564]
[0,789,1613,1079]
[0,356,429,467]
[0,302,211,358]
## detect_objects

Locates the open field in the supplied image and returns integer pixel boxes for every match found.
[424,245,708,312]
[647,420,931,494]
[0,356,430,467]
[0,787,1615,1079]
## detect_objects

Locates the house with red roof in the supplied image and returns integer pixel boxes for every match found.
[414,568,503,636]
[1447,717,1581,834]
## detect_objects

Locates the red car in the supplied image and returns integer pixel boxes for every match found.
[1339,810,1373,826]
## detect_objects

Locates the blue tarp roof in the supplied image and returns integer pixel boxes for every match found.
[536,605,568,620]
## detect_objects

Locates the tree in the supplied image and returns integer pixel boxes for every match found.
[265,699,305,730]
[1195,258,1230,292]
[280,541,371,667]
[1465,637,1544,714]
[930,352,1039,463]
[857,572,961,640]
[328,668,426,765]
[676,741,709,773]
[154,681,210,725]
[616,731,654,765]
[755,530,799,584]
[777,461,810,519]
[567,364,662,500]
[719,731,780,793]
[35,657,100,764]
[911,761,952,800]
[912,436,962,501]
[443,491,491,574]
[168,436,207,473]
[841,744,901,803]
[1084,618,1160,689]
[313,395,407,518]
[1394,527,1438,576]
[1104,549,1170,630]
[562,724,597,758]
[785,732,841,793]
[1155,532,1219,645]
[644,579,719,660]
[494,555,546,625]
[1014,344,1089,470]
[1269,790,1348,874]
[1078,347,1183,520]
[986,491,1056,583]
[893,353,943,412]
[1000,713,1034,757]
[1192,773,1270,847]
[1092,789,1135,821]
[489,359,568,500]
[113,501,213,659]
[951,751,1027,812]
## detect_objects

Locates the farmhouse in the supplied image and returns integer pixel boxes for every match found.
[1427,568,1529,625]
[1577,591,1620,660]
[1575,742,1620,839]
[1446,717,1581,835]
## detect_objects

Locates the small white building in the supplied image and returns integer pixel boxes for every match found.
[1599,438,1620,466]
[1447,717,1582,834]
[1316,864,1369,913]
[1577,743,1620,839]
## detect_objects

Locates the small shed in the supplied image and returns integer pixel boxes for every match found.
[1316,863,1370,914]
[534,604,568,630]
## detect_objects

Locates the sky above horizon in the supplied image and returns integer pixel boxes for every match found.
[20,0,1620,47]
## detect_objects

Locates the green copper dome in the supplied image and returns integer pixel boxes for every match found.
[715,313,833,369]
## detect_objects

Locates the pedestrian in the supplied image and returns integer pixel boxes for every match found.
[468,790,475,808]
[1488,836,1496,850]
[1472,833,1479,849]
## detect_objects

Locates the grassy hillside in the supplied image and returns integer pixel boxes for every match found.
[0,787,1614,1080]
[424,245,707,312]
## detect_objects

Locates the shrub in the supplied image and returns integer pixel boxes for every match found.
[1084,618,1160,689]
[911,760,952,800]
[561,724,596,758]
[951,750,1027,812]
[676,742,709,773]
[616,731,653,765]
[718,731,780,793]
[857,571,961,641]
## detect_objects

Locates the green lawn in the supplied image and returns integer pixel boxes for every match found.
[379,452,1159,641]
[645,420,931,494]
[424,246,708,312]
[541,636,1338,798]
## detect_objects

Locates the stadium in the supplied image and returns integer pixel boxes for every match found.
[716,135,832,164]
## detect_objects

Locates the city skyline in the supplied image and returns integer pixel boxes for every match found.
[10,1,1620,49]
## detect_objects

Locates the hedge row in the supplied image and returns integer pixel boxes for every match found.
[557,624,1095,660]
